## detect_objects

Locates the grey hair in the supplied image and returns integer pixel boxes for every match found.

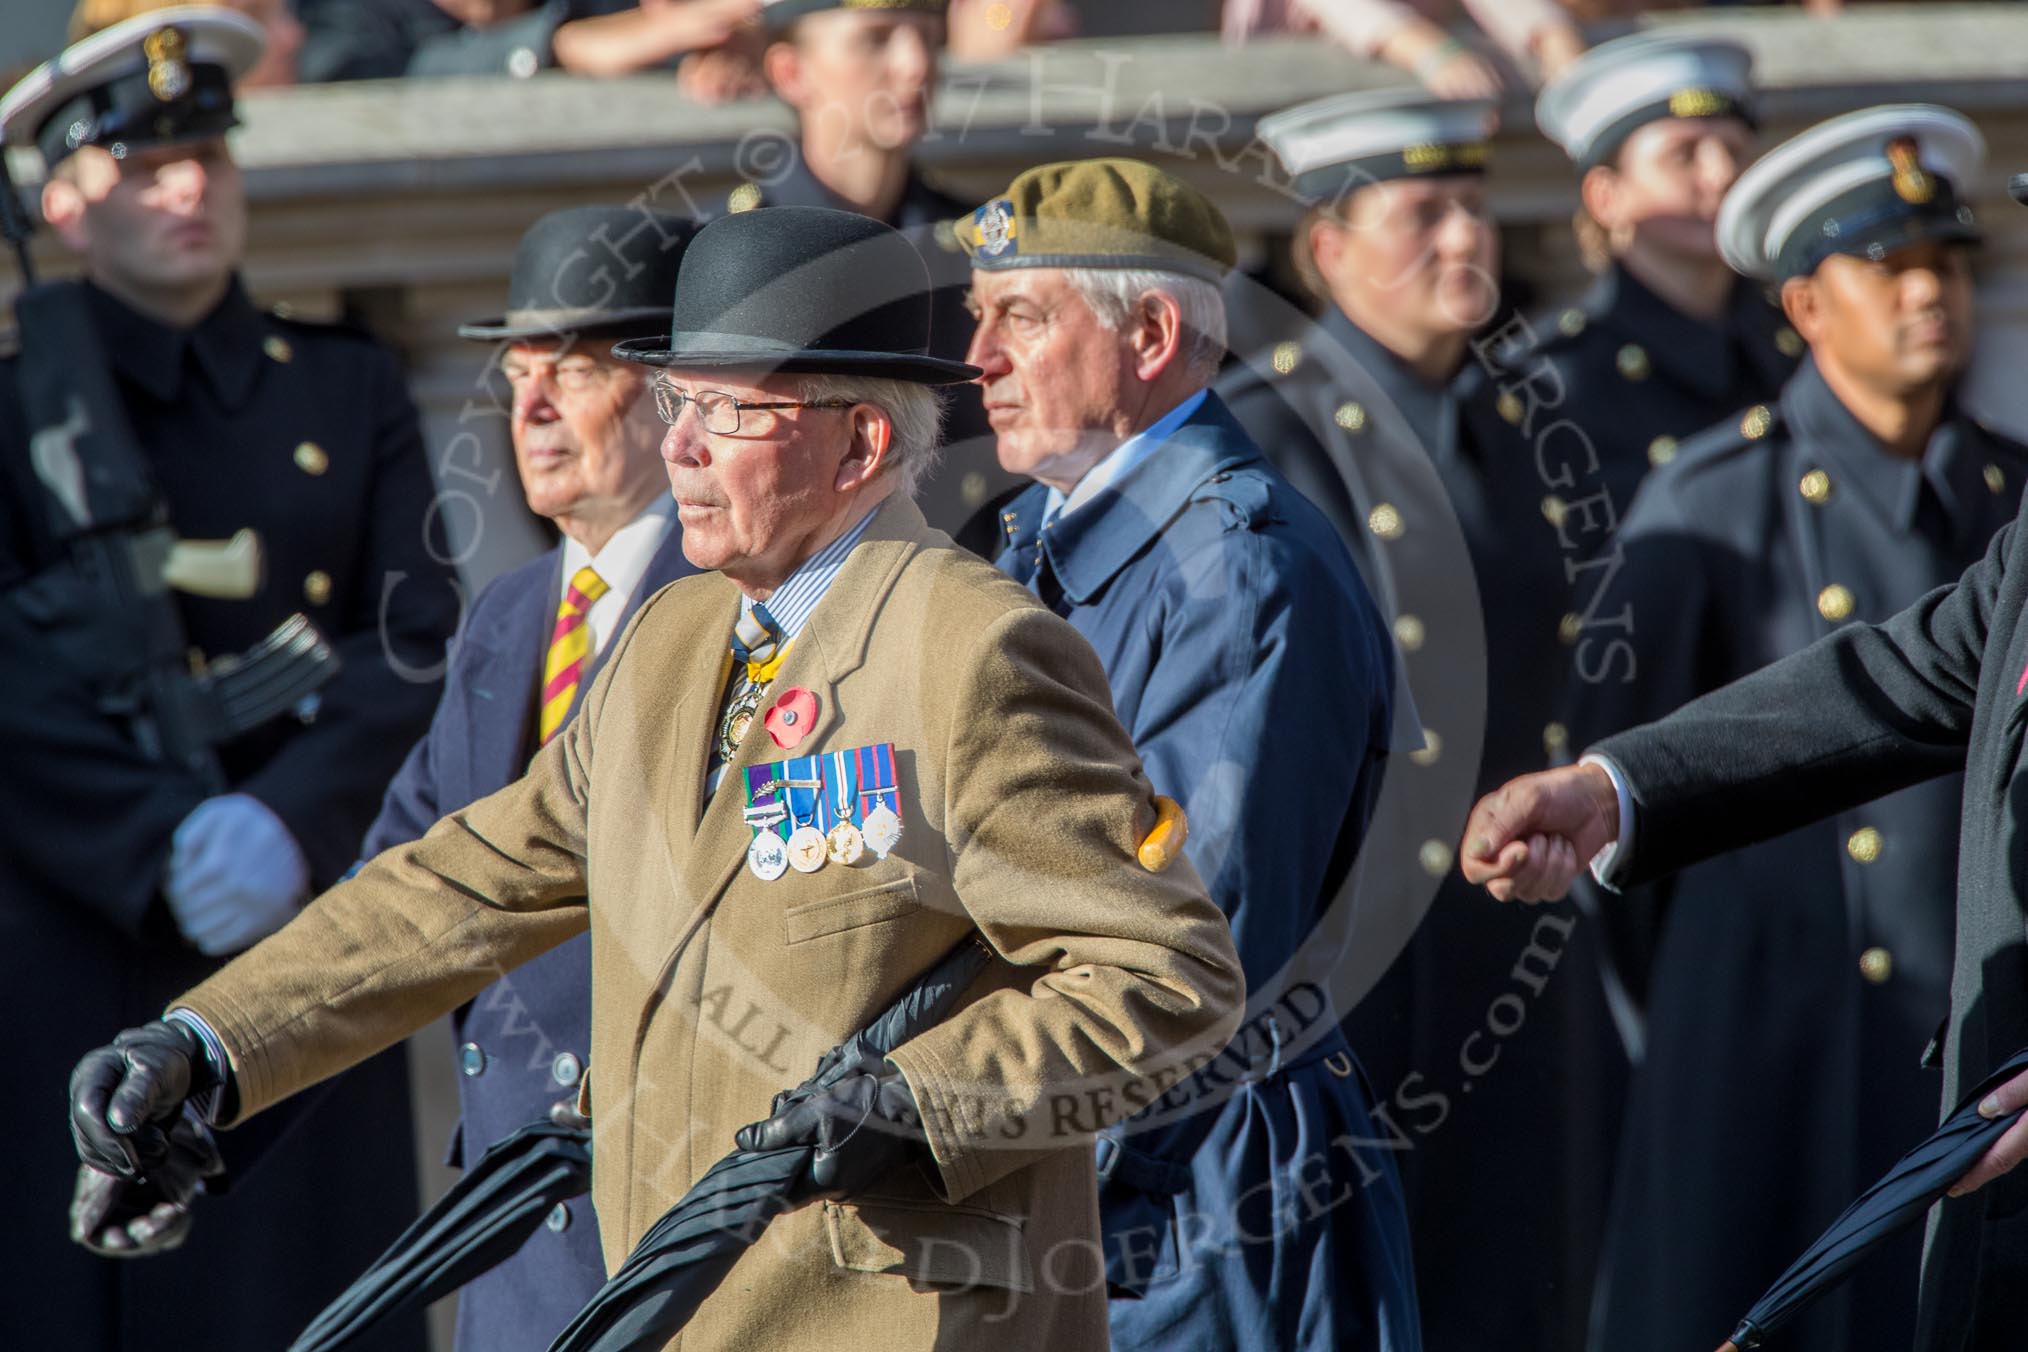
[795,373,946,498]
[1058,267,1229,382]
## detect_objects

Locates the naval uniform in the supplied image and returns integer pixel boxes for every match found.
[992,390,1421,1352]
[0,279,456,1351]
[1568,363,2028,1352]
[1221,303,1626,1352]
[1498,262,1799,530]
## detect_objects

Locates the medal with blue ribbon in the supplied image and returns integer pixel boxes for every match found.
[783,755,828,874]
[856,743,903,860]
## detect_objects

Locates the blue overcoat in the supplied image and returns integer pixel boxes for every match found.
[992,393,1422,1352]
[360,526,695,1352]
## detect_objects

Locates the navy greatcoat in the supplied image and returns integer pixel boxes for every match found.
[1220,306,1625,1352]
[0,279,456,1351]
[359,525,696,1352]
[1567,360,2028,1352]
[991,392,1421,1352]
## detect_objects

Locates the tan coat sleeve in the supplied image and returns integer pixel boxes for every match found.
[170,611,641,1124]
[884,605,1246,1203]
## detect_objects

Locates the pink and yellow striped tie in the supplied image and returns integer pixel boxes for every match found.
[539,565,609,745]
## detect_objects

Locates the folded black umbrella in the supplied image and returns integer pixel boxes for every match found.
[288,1120,593,1352]
[1720,1045,2028,1351]
[546,937,993,1352]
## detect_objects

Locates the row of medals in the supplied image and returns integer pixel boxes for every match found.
[746,777,903,883]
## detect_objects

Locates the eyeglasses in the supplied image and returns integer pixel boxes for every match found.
[650,383,854,435]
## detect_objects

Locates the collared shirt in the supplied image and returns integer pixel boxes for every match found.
[1044,388,1209,521]
[558,494,678,658]
[707,505,879,792]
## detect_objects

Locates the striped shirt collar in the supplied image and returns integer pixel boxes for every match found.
[743,505,879,640]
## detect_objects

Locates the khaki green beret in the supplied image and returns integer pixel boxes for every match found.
[960,158,1237,283]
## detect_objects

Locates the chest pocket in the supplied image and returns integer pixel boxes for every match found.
[782,874,923,945]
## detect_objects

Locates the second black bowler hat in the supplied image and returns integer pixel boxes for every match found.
[459,205,699,342]
[613,206,980,386]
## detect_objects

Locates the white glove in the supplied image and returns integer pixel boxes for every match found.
[163,794,309,956]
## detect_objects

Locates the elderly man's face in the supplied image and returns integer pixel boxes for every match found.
[501,343,665,527]
[656,371,869,587]
[965,268,1137,484]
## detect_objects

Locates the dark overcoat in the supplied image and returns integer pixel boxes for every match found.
[0,279,457,1350]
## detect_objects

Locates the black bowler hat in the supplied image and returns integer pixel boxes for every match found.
[459,206,699,343]
[613,206,979,386]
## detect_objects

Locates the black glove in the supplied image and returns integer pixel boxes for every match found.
[69,1020,222,1181]
[69,1110,224,1256]
[734,1057,927,1202]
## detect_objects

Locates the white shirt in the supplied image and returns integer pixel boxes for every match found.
[557,494,678,658]
[1043,388,1210,521]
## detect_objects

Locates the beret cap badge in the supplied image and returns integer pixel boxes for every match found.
[143,26,192,102]
[971,198,1018,259]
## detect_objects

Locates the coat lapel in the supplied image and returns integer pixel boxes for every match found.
[461,550,559,791]
[675,495,930,920]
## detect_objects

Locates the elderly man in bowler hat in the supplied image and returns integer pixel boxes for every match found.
[67,204,1245,1351]
[337,204,700,1352]
[965,156,1420,1352]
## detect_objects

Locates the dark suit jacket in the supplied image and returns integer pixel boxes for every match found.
[1596,491,2028,1349]
[359,523,695,1352]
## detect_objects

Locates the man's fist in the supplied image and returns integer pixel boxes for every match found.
[70,1110,223,1256]
[69,1020,220,1180]
[734,1057,926,1202]
[1459,762,1621,903]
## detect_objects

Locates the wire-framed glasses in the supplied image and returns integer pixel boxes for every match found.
[650,382,854,434]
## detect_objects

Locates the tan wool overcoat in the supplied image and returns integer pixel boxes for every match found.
[176,493,1246,1351]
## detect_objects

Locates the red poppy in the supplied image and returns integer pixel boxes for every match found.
[764,687,819,749]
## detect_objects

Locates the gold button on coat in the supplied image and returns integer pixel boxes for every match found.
[1558,612,1583,645]
[1367,503,1404,540]
[294,441,329,476]
[1799,469,1832,504]
[1847,826,1883,864]
[1419,839,1454,877]
[1497,391,1524,425]
[262,334,293,364]
[1558,308,1586,337]
[727,182,763,213]
[1648,435,1678,467]
[1776,327,1804,358]
[1818,584,1856,622]
[1271,341,1302,375]
[1409,730,1442,767]
[304,570,333,605]
[1986,463,2008,495]
[1334,402,1367,432]
[1741,405,1773,439]
[1543,721,1569,755]
[1859,947,1893,984]
[1541,495,1567,527]
[1393,614,1426,652]
[1616,344,1650,380]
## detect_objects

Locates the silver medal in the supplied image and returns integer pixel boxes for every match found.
[747,830,789,882]
[861,804,903,859]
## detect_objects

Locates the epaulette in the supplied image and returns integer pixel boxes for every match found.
[1188,466,1278,532]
